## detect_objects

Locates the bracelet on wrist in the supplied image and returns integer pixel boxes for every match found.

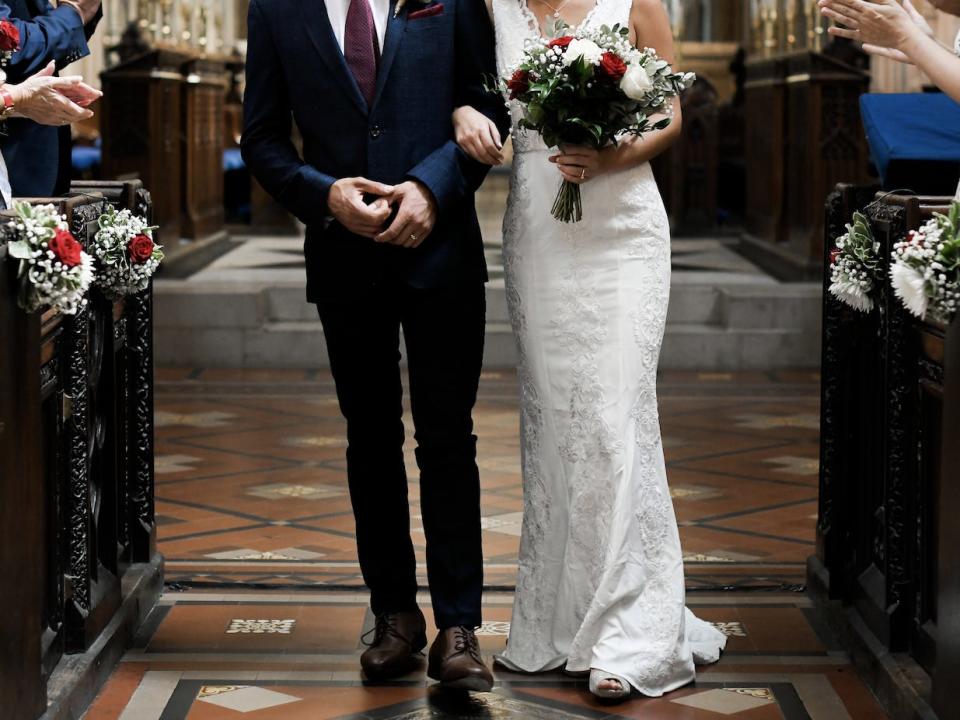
[0,86,16,120]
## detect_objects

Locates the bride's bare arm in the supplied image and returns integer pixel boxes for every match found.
[603,0,682,172]
[550,0,682,183]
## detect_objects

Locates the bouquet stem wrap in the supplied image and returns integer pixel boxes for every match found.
[553,180,583,223]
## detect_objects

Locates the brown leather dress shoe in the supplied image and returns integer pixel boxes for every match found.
[360,610,428,680]
[427,626,494,692]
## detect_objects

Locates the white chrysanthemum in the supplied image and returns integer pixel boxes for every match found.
[829,279,874,313]
[562,39,603,67]
[891,261,929,319]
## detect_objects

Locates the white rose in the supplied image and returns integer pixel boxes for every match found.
[620,64,654,100]
[562,39,603,67]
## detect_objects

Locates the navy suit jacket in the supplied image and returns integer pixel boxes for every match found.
[241,0,508,301]
[0,0,100,197]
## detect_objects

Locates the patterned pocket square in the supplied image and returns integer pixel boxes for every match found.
[409,4,444,19]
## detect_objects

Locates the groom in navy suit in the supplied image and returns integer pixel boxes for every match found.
[242,0,507,691]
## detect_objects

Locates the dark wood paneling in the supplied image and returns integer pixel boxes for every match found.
[0,247,46,719]
[934,315,960,717]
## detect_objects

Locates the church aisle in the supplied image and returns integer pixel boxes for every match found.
[79,368,890,718]
[153,368,821,592]
[84,589,886,718]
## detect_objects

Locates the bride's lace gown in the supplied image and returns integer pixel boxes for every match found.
[491,0,727,696]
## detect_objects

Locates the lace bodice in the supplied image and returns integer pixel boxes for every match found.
[491,0,634,153]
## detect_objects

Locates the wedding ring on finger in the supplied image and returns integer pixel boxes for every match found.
[580,168,586,180]
[409,233,419,243]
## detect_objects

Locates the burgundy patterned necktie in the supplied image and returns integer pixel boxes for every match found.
[344,0,379,107]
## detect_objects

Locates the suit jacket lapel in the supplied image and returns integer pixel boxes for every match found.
[371,0,407,109]
[297,0,368,114]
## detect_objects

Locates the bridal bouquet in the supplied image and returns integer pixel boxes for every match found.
[7,202,94,315]
[87,205,163,298]
[828,211,882,313]
[497,22,694,223]
[891,201,960,324]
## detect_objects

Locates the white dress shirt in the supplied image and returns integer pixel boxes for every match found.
[325,0,391,53]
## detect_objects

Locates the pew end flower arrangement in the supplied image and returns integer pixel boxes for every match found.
[7,202,94,315]
[828,210,882,313]
[88,205,162,298]
[494,21,694,223]
[891,201,960,325]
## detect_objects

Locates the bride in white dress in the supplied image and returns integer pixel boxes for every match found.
[453,0,726,701]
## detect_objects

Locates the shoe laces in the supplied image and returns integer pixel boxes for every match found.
[361,613,415,649]
[452,625,482,662]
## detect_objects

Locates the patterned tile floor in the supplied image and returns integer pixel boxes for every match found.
[82,368,889,718]
[154,368,819,591]
[85,591,887,719]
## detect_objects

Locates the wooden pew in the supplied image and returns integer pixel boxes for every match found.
[0,184,160,718]
[814,189,958,718]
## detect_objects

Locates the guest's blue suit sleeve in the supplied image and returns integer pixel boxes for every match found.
[407,0,509,214]
[0,2,91,82]
[240,0,335,226]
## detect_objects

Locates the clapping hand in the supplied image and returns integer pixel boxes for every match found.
[59,0,102,25]
[8,62,100,126]
[819,0,926,63]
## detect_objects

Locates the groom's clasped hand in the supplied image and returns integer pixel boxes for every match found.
[327,176,438,248]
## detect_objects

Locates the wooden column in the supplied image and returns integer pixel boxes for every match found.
[181,57,227,240]
[743,51,870,279]
[783,52,871,275]
[101,49,191,243]
[744,55,787,246]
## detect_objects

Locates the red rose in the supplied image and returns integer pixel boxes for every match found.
[48,229,82,268]
[507,69,530,100]
[599,52,627,80]
[830,247,841,266]
[548,36,574,49]
[0,21,20,53]
[600,53,627,80]
[127,234,155,264]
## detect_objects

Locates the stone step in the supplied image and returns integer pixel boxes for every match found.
[153,278,821,370]
[253,282,726,326]
[156,319,818,370]
[719,284,821,331]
